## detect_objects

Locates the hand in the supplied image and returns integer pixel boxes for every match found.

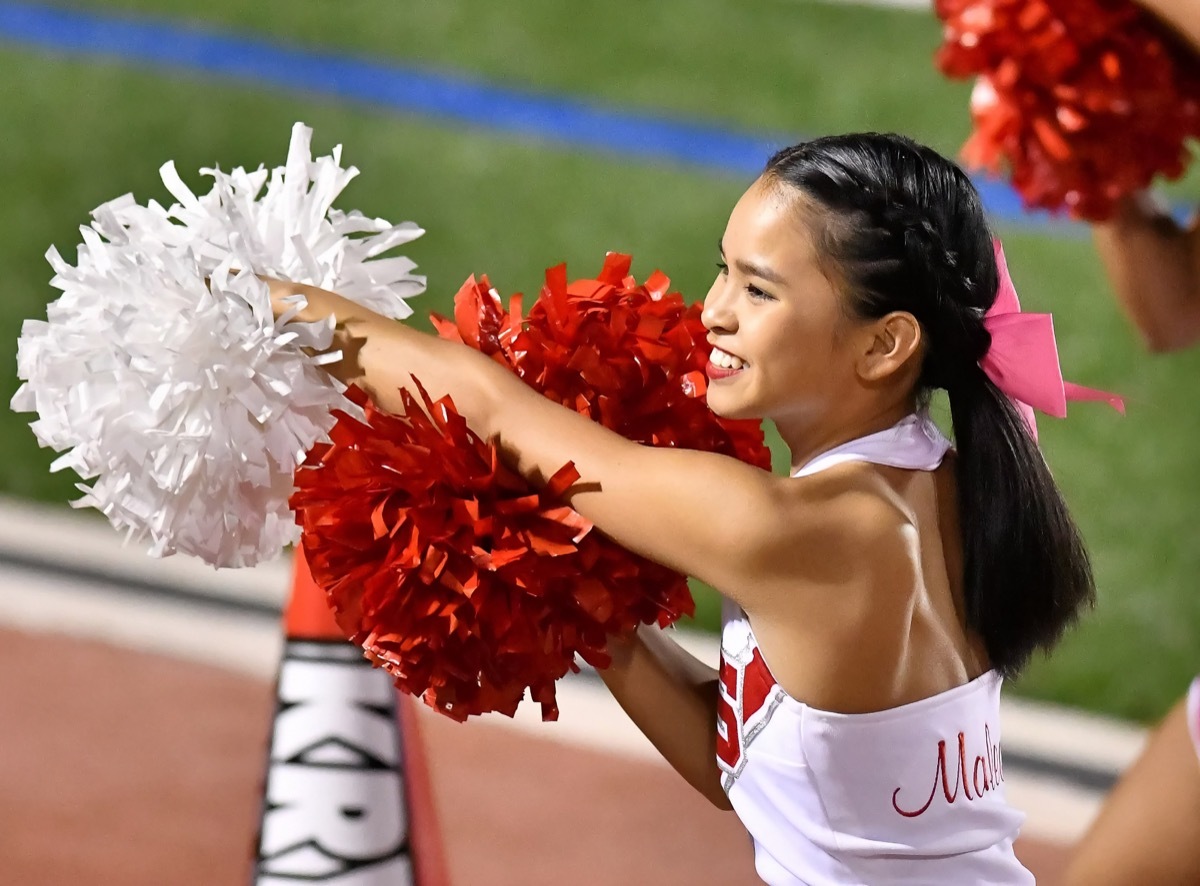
[261,276,318,324]
[263,275,294,305]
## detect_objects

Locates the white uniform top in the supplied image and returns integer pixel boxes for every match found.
[717,413,1034,886]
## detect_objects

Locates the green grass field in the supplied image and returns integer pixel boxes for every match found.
[2,1,1198,722]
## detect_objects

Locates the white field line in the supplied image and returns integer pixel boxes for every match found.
[0,561,285,678]
[0,494,290,609]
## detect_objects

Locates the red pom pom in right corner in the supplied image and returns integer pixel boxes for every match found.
[935,0,1200,220]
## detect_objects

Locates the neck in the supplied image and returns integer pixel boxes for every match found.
[777,400,919,475]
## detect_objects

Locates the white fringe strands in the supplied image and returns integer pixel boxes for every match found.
[10,123,426,567]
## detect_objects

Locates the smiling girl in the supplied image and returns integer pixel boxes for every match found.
[269,133,1116,885]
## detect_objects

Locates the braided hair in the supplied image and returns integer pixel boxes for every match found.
[764,133,1093,676]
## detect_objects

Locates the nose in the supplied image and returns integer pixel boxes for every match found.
[701,275,737,335]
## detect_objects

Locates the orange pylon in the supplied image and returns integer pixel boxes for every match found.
[252,549,450,885]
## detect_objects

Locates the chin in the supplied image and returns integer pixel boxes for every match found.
[706,390,756,421]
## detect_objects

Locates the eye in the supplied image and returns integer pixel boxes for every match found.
[715,260,729,275]
[746,284,775,302]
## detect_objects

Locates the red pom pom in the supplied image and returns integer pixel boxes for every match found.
[295,255,771,721]
[435,253,770,469]
[293,384,599,722]
[935,0,1200,219]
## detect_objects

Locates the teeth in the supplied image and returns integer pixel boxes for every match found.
[709,347,745,370]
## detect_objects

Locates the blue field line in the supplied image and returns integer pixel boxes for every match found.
[0,1,1054,229]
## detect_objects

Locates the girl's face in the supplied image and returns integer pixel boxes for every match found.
[702,178,866,426]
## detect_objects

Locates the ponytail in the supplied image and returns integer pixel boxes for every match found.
[947,368,1094,675]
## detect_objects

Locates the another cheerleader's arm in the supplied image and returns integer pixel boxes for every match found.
[268,279,811,603]
[1092,192,1200,352]
[1134,0,1200,49]
[1062,691,1200,885]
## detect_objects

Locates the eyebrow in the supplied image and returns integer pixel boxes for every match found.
[718,239,787,286]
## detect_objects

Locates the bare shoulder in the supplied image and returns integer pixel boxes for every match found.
[783,461,916,543]
[651,453,923,616]
[742,461,921,603]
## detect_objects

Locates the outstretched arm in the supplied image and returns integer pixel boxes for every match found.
[272,279,764,804]
[269,279,792,606]
[1092,193,1200,353]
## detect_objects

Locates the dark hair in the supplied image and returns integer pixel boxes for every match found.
[764,132,1093,676]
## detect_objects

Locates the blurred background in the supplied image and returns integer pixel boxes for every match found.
[0,1,1196,883]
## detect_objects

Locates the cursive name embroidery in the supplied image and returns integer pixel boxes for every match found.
[891,724,1005,818]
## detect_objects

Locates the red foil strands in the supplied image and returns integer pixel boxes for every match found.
[297,254,771,722]
[935,0,1200,220]
[433,252,771,467]
[293,384,602,722]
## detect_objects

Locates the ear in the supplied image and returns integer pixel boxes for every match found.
[856,311,923,383]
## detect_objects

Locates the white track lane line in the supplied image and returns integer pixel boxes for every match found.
[0,562,285,678]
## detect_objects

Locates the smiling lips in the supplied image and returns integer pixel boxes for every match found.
[707,345,747,380]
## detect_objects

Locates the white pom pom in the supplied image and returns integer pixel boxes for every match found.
[11,123,424,567]
[90,122,425,318]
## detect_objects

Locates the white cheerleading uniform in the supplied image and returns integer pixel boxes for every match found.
[717,413,1033,885]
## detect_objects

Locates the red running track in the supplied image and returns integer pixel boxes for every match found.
[0,628,1071,885]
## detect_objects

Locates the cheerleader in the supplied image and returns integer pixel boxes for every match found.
[268,133,1118,884]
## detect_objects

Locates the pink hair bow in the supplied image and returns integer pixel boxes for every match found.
[980,241,1125,440]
